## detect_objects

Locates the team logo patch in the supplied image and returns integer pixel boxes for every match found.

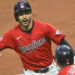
[0,36,3,42]
[16,36,22,40]
[56,30,62,35]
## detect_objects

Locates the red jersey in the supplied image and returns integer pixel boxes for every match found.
[58,65,75,75]
[0,20,65,70]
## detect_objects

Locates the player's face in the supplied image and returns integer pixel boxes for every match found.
[18,11,32,27]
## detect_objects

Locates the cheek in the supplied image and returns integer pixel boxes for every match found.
[28,16,32,20]
[28,14,32,19]
[18,16,23,20]
[18,18,23,22]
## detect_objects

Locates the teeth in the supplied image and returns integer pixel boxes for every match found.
[23,20,27,22]
[23,20,28,24]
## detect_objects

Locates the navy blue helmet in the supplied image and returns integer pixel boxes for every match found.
[55,45,74,67]
[14,0,32,21]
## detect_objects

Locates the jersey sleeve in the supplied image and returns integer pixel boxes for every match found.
[45,24,65,45]
[0,32,16,51]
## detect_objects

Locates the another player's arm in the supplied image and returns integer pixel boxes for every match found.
[58,38,73,49]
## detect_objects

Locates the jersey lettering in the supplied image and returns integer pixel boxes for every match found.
[67,65,75,75]
[18,37,46,53]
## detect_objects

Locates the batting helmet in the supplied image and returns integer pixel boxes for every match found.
[55,45,74,67]
[14,0,32,21]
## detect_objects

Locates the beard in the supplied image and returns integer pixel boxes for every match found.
[20,18,32,27]
[19,17,33,31]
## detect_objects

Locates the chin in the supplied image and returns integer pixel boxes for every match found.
[23,24,29,27]
[22,23,28,26]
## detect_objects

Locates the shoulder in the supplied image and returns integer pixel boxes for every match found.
[3,24,20,37]
[34,20,53,28]
[8,24,20,34]
[58,65,75,75]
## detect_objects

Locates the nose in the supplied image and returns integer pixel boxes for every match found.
[23,14,26,18]
[23,14,25,18]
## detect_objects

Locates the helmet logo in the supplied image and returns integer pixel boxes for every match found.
[66,59,69,64]
[20,3,25,8]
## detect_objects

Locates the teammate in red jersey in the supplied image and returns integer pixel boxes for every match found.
[0,1,73,75]
[55,45,74,75]
[58,65,75,75]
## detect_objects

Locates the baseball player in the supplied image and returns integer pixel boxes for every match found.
[55,45,74,71]
[58,65,75,75]
[0,0,73,75]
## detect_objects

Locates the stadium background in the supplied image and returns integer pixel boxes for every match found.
[0,0,75,75]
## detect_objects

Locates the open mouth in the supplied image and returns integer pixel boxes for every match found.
[22,19,28,24]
